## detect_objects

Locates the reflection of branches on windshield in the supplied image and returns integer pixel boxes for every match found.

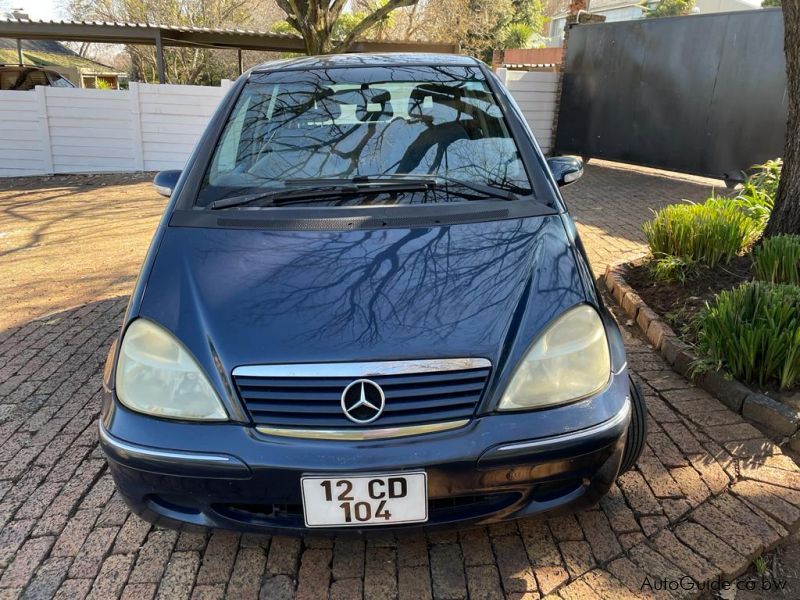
[210,65,532,197]
[236,219,581,346]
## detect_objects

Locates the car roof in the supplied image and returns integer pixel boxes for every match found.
[251,53,483,73]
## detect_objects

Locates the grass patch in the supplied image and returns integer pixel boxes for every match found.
[648,255,698,284]
[642,159,779,282]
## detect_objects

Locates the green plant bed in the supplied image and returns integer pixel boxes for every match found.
[696,282,800,390]
[643,198,762,280]
[754,235,800,285]
[641,160,780,284]
[630,159,799,394]
[626,257,800,394]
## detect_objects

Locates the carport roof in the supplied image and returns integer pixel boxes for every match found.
[0,17,459,84]
[0,18,459,54]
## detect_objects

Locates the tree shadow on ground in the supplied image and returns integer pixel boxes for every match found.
[0,172,155,195]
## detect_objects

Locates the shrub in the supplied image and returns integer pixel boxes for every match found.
[649,255,697,284]
[643,198,762,270]
[731,158,781,224]
[696,282,800,390]
[754,235,800,285]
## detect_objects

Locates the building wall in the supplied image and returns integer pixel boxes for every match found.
[695,0,761,13]
[601,6,647,21]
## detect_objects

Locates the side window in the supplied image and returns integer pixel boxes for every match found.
[49,74,74,88]
[210,95,253,178]
[18,70,48,90]
[0,70,20,90]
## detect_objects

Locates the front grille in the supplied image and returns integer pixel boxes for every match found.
[427,493,521,517]
[233,364,491,428]
[213,493,520,526]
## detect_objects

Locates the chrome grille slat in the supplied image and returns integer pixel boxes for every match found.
[238,383,485,402]
[233,361,491,429]
[245,395,480,414]
[235,368,489,388]
[244,407,477,428]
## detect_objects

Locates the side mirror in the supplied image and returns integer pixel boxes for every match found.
[153,170,182,197]
[547,156,583,187]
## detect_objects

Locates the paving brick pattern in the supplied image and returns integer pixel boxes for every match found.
[1,164,799,599]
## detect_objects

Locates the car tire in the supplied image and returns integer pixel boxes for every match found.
[619,376,647,474]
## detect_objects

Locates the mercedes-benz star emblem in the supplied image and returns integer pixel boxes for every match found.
[341,379,386,424]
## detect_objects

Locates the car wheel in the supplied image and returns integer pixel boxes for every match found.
[619,376,647,474]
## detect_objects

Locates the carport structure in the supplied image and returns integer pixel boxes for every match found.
[0,18,459,84]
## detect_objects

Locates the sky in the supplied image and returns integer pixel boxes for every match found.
[6,0,64,21]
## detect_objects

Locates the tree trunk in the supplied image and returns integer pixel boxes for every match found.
[295,19,333,54]
[765,1,800,236]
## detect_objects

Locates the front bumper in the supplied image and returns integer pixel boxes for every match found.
[100,374,630,534]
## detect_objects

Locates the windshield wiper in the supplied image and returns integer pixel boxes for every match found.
[208,175,528,210]
[208,181,434,210]
[416,175,521,202]
[286,175,521,202]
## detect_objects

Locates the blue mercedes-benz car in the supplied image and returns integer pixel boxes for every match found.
[100,53,646,533]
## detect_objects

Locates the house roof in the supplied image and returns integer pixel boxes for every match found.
[0,38,73,53]
[0,48,119,73]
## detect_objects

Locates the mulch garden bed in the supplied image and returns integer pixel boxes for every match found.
[624,254,754,344]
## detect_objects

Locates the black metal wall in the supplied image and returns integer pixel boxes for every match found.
[554,9,787,181]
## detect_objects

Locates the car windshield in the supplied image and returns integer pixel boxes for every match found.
[197,65,534,207]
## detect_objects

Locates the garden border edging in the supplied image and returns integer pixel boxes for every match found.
[604,257,800,450]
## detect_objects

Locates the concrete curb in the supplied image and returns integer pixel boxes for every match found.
[604,257,800,450]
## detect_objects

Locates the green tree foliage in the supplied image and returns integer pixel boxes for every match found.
[395,0,544,61]
[646,0,696,17]
[762,0,781,7]
[500,0,546,50]
[502,23,535,49]
[512,0,545,29]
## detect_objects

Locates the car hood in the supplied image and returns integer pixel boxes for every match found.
[138,215,586,392]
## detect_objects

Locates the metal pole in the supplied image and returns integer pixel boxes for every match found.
[155,30,166,84]
[237,48,243,75]
[16,38,23,65]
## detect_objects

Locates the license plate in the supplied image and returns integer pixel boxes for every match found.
[301,472,428,527]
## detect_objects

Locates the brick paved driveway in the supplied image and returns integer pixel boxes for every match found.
[2,163,799,600]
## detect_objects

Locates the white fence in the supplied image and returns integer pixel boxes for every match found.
[0,72,559,178]
[0,82,230,178]
[496,68,559,155]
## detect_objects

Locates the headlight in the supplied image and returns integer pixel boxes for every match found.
[498,304,611,410]
[116,319,228,421]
